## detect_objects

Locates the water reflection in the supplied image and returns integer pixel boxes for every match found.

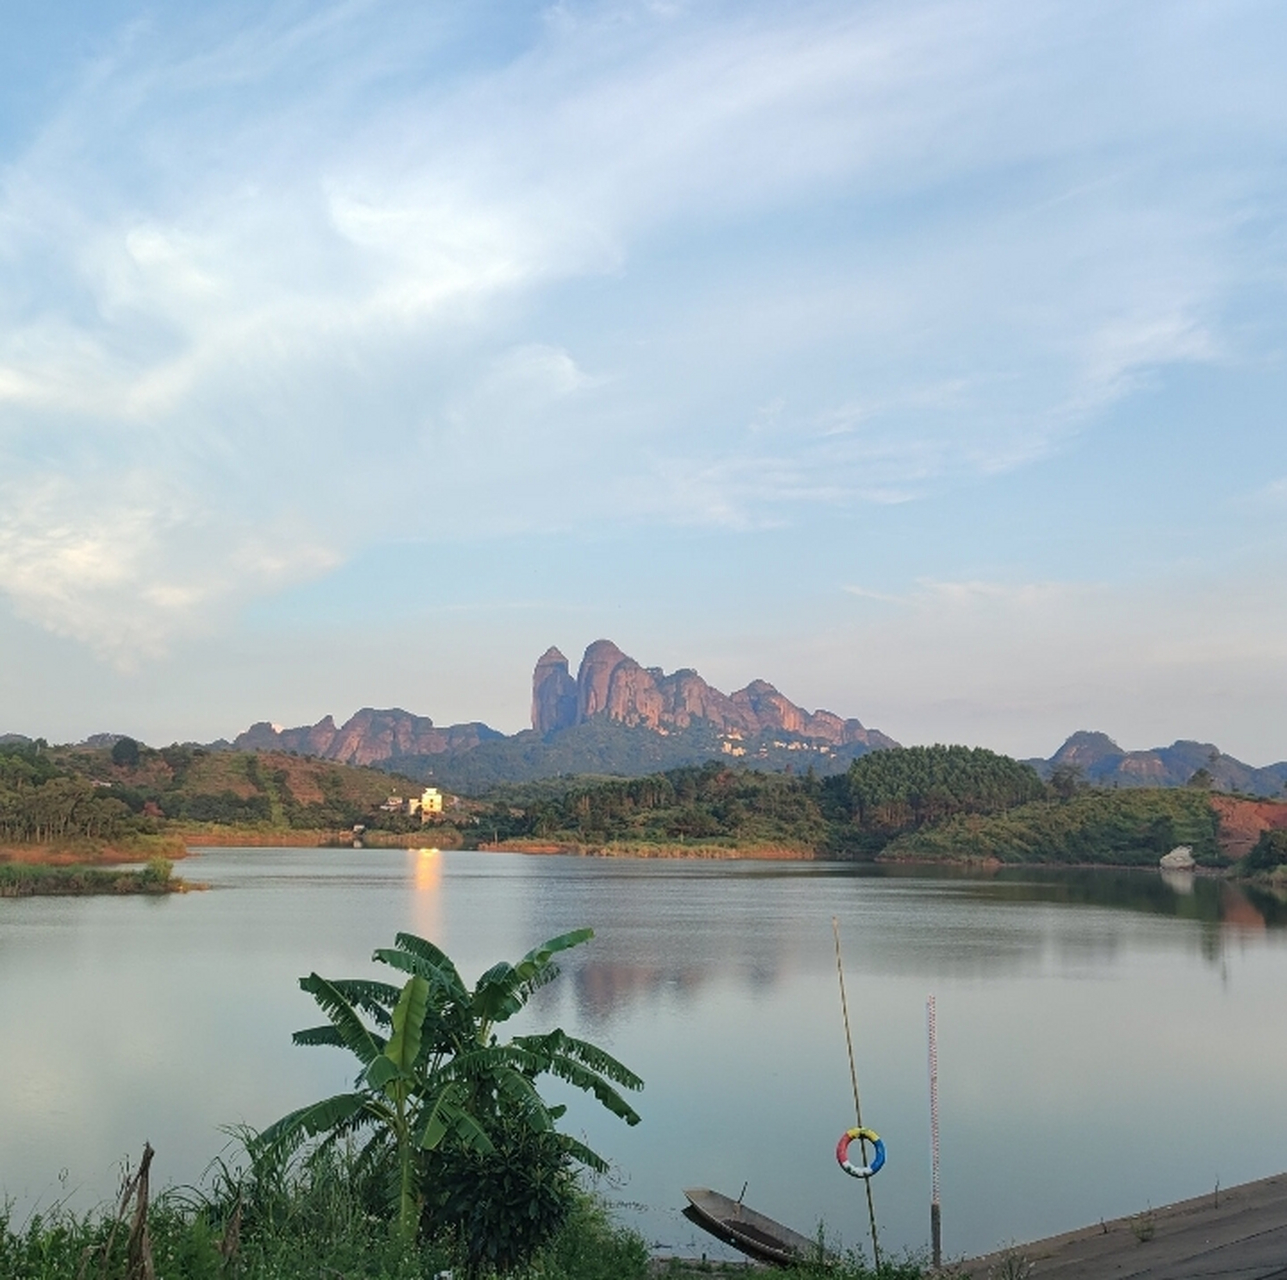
[877,864,1280,934]
[540,864,1284,1030]
[1159,868,1195,895]
[408,847,442,939]
[4,851,1287,1266]
[1240,881,1287,926]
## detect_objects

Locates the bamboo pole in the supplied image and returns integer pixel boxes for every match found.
[832,917,881,1269]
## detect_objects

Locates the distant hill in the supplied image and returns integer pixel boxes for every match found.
[0,737,429,851]
[232,707,502,765]
[1027,731,1287,797]
[399,717,891,793]
[222,639,899,793]
[50,742,423,831]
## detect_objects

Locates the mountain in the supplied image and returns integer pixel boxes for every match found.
[233,709,502,766]
[223,639,897,793]
[1028,730,1287,797]
[531,639,895,749]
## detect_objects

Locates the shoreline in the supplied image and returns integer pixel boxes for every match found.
[0,837,188,866]
[4,829,1254,876]
[478,839,817,859]
[960,1169,1287,1279]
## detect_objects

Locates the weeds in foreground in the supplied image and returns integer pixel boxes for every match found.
[1130,1207,1156,1243]
[792,1252,927,1279]
[1,1135,926,1280]
[0,1140,656,1280]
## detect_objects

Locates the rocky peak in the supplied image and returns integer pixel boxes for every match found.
[1051,731,1124,769]
[232,709,499,766]
[527,638,895,749]
[577,640,630,721]
[532,647,579,735]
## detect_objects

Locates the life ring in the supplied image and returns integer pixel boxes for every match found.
[836,1127,886,1178]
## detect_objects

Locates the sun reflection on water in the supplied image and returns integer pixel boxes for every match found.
[408,847,442,939]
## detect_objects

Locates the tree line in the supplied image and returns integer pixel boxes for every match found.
[0,745,135,844]
[474,745,1049,854]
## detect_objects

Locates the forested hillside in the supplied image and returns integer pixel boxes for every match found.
[1,739,424,847]
[883,788,1223,865]
[4,735,1261,868]
[402,717,881,793]
[475,746,1078,857]
[842,744,1047,839]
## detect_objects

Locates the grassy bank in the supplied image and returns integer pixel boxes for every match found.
[0,855,187,897]
[0,1158,919,1280]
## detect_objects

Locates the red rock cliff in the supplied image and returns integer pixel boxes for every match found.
[532,647,579,735]
[530,638,895,748]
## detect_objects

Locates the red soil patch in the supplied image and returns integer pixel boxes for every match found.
[177,829,334,847]
[1210,794,1287,861]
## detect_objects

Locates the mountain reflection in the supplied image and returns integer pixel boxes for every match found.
[570,961,710,1022]
[522,860,1286,1024]
[934,864,1279,933]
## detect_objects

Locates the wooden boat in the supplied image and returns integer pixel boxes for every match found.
[682,1187,822,1267]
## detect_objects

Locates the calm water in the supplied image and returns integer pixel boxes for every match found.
[2,849,1286,1262]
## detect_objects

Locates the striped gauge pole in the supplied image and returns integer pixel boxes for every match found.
[927,995,942,1268]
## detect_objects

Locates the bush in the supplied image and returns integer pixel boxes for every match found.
[424,1120,581,1276]
[1243,828,1287,874]
[529,1190,650,1280]
[142,856,173,886]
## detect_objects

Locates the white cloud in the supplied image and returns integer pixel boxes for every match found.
[0,0,1281,654]
[0,474,337,664]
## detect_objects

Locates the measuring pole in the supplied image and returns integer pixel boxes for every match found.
[832,918,881,1270]
[927,995,942,1268]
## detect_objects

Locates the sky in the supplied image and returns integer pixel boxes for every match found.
[1,0,1286,762]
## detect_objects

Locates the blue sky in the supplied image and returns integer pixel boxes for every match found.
[2,0,1286,760]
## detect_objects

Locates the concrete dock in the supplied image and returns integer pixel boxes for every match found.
[959,1172,1287,1278]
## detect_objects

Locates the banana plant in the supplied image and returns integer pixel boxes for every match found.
[256,928,642,1245]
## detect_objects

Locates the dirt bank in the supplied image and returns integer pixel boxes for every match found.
[0,837,188,866]
[1211,794,1287,861]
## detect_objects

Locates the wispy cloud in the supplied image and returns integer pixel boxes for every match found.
[0,0,1281,650]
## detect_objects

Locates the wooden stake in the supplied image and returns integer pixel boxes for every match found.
[927,996,942,1269]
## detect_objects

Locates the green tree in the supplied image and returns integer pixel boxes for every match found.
[1244,828,1287,873]
[257,928,641,1268]
[112,737,141,768]
[1049,763,1085,801]
[845,744,1046,834]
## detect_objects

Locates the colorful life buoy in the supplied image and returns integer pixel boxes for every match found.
[836,1127,886,1178]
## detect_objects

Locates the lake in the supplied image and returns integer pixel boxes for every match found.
[2,848,1285,1263]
